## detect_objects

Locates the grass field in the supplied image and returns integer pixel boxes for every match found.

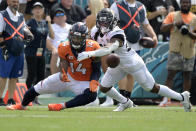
[0,105,196,131]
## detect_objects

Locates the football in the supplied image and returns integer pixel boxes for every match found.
[139,37,157,48]
[106,53,120,68]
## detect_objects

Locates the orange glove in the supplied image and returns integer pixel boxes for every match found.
[60,68,70,82]
[89,80,100,92]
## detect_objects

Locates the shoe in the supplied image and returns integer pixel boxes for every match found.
[48,104,63,111]
[0,98,6,106]
[113,99,133,112]
[85,98,100,107]
[100,96,114,107]
[7,98,16,105]
[6,104,26,110]
[181,91,191,112]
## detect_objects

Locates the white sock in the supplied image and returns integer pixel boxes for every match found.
[158,85,183,101]
[105,87,127,103]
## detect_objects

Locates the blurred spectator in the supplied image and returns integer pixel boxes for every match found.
[0,0,33,106]
[86,0,104,30]
[47,8,71,74]
[110,0,157,105]
[85,0,110,17]
[24,0,57,21]
[18,0,27,14]
[51,0,86,24]
[160,0,196,106]
[190,0,196,14]
[24,2,54,104]
[171,0,196,14]
[171,0,181,11]
[141,0,174,42]
[0,0,7,11]
[103,0,111,8]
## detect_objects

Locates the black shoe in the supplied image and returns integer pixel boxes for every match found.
[7,98,16,105]
[0,98,6,106]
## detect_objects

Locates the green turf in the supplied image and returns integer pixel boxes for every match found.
[0,106,195,131]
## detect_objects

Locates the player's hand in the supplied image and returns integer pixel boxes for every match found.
[89,80,100,92]
[60,68,70,82]
[77,52,90,61]
[152,36,158,46]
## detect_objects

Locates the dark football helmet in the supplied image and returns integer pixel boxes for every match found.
[69,22,89,50]
[96,8,118,34]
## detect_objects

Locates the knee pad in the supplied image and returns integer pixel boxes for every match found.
[83,88,97,102]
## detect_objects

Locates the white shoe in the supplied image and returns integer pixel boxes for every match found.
[181,91,191,112]
[113,99,133,112]
[100,96,114,107]
[85,98,99,107]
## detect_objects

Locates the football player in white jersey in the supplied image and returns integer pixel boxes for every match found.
[77,8,191,112]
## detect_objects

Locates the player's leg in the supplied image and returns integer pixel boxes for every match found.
[119,74,134,99]
[100,55,114,107]
[48,80,97,111]
[159,70,178,106]
[100,67,134,111]
[6,73,67,110]
[133,65,191,112]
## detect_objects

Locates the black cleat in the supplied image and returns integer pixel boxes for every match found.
[0,98,6,106]
[7,98,16,105]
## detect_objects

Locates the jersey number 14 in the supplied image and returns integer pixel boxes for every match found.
[70,63,87,74]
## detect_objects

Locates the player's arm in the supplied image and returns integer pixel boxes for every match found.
[89,61,101,92]
[58,43,70,82]
[77,38,123,61]
[59,57,70,82]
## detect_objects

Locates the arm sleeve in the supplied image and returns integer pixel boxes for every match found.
[90,61,101,81]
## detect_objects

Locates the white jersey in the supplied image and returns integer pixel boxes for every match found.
[91,26,144,71]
